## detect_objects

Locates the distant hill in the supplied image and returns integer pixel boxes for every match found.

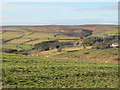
[2,25,118,34]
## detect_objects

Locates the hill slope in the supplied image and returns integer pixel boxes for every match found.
[3,53,119,88]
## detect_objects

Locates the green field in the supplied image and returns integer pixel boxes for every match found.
[92,29,118,37]
[3,32,24,41]
[2,53,119,88]
[3,44,34,51]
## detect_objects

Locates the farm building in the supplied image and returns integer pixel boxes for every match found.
[110,43,119,48]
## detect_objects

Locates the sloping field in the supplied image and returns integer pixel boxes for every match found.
[7,39,31,44]
[57,48,119,63]
[81,25,118,37]
[3,44,33,51]
[3,32,24,41]
[23,33,55,39]
[2,53,119,88]
[25,39,48,45]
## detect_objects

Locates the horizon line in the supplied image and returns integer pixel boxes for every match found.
[1,24,118,26]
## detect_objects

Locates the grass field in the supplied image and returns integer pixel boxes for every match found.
[2,53,119,88]
[3,44,34,51]
[3,32,24,41]
[1,28,23,31]
[92,29,118,37]
[23,32,55,39]
[7,39,31,44]
[57,48,119,63]
[25,39,48,45]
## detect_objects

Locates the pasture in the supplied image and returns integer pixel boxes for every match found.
[2,53,119,88]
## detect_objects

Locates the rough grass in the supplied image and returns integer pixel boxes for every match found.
[3,44,34,51]
[57,48,118,63]
[2,53,119,88]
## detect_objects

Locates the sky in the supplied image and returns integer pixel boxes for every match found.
[1,2,118,25]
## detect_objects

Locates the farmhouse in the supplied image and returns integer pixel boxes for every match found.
[108,33,120,36]
[110,43,119,48]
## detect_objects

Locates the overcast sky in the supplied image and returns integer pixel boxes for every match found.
[1,2,118,25]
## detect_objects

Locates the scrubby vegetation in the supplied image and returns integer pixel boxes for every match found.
[64,29,93,39]
[2,53,119,88]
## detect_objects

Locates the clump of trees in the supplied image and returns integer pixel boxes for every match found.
[34,40,74,52]
[82,34,119,49]
[82,37,103,46]
[34,40,59,51]
[64,29,93,39]
[92,42,110,49]
[3,48,18,54]
[3,48,29,55]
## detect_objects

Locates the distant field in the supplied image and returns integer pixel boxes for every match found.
[23,32,55,39]
[92,29,118,37]
[56,35,80,39]
[57,48,118,63]
[3,32,24,41]
[1,28,23,31]
[25,39,48,45]
[3,44,33,51]
[3,53,119,88]
[7,38,31,44]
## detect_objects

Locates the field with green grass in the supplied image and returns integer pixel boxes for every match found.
[2,53,119,88]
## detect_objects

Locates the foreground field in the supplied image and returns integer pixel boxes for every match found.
[3,53,119,88]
